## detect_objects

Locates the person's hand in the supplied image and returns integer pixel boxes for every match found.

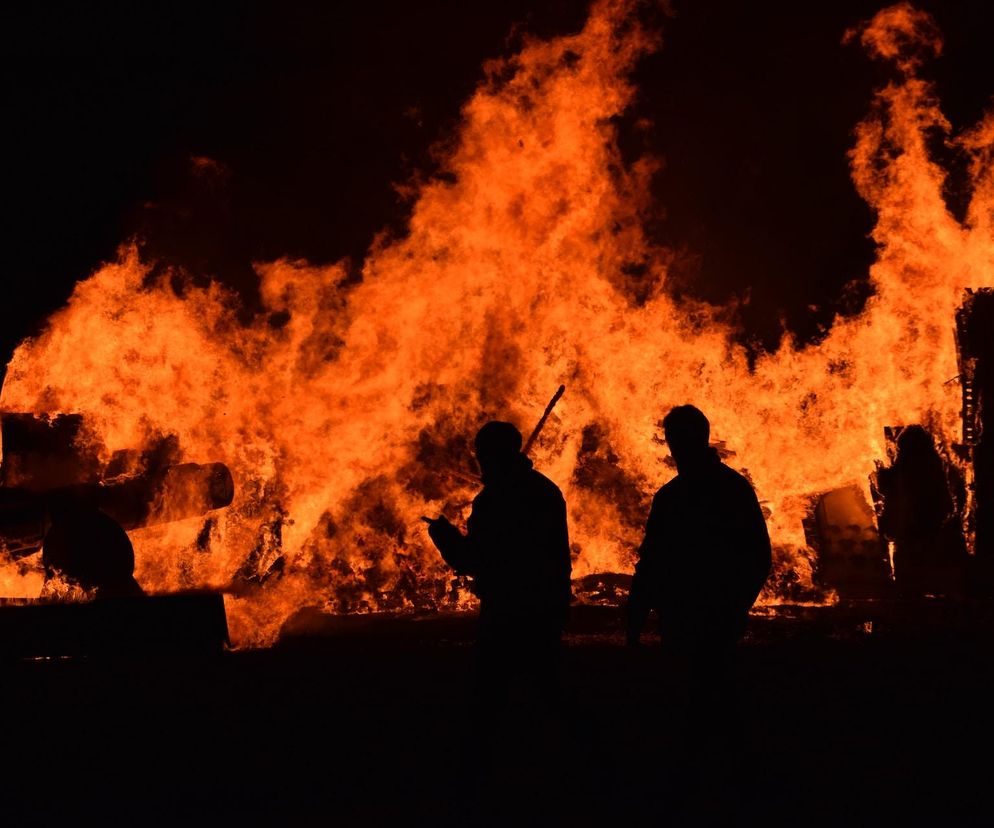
[422,515,461,548]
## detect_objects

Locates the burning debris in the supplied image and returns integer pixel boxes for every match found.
[805,485,891,599]
[0,413,234,590]
[0,412,235,657]
[957,289,994,570]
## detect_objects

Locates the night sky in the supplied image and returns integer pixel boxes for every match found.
[3,0,993,382]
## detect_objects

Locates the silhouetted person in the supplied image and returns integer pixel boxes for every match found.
[627,405,771,650]
[877,425,966,596]
[626,405,771,819]
[425,421,571,691]
[43,506,145,598]
[424,421,572,819]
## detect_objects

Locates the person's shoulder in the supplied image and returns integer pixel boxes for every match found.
[651,475,682,503]
[718,462,758,495]
[527,468,565,501]
[471,483,494,508]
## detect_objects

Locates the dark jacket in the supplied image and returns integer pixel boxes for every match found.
[433,455,571,642]
[627,449,771,648]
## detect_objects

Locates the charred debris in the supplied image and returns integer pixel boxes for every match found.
[0,411,233,657]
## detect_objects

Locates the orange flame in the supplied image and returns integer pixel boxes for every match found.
[1,1,992,646]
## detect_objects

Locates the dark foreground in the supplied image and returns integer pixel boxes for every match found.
[1,600,992,826]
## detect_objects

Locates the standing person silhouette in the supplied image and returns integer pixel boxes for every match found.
[877,425,966,596]
[425,421,572,695]
[626,405,771,818]
[424,421,572,818]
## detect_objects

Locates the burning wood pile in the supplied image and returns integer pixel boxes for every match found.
[0,410,233,606]
[0,413,234,656]
[0,2,990,647]
[0,413,234,559]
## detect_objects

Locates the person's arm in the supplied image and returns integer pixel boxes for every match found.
[554,494,573,621]
[740,488,772,609]
[426,516,479,575]
[626,493,663,646]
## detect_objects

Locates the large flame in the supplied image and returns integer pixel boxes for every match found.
[1,1,992,645]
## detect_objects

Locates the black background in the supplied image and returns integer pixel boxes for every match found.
[3,0,993,375]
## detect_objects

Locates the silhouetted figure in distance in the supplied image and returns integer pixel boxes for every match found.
[425,421,571,692]
[877,425,966,596]
[626,405,771,818]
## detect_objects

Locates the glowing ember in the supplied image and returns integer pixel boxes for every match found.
[1,1,991,646]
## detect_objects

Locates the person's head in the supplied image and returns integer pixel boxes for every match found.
[474,421,523,478]
[662,405,710,467]
[896,424,936,460]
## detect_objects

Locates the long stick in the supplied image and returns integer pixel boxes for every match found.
[522,384,566,455]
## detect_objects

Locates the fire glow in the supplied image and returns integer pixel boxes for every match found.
[1,1,991,646]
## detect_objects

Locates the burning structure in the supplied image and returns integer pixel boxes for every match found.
[0,413,234,560]
[957,289,994,571]
[0,1,991,646]
[0,412,234,656]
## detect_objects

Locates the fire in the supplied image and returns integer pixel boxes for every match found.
[1,1,991,646]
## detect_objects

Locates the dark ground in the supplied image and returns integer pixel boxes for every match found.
[1,600,991,826]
